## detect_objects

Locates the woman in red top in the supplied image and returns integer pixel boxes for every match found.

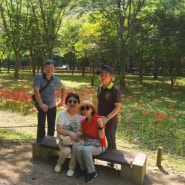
[75,100,106,183]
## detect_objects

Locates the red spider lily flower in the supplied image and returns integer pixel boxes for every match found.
[169,102,175,106]
[136,103,142,108]
[143,111,150,115]
[154,111,167,121]
[24,94,32,102]
[7,98,15,102]
[151,125,156,129]
[172,91,182,95]
[0,92,4,98]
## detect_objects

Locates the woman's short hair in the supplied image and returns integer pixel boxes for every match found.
[65,93,80,105]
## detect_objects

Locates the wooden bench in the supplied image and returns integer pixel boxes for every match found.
[32,136,147,185]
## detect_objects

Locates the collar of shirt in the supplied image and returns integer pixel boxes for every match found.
[101,82,113,89]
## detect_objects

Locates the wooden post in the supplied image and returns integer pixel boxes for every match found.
[156,147,163,167]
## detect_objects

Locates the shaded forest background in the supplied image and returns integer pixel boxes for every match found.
[0,0,185,90]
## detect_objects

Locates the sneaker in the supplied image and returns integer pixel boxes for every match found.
[67,169,74,177]
[55,165,61,173]
[44,135,52,141]
[36,137,45,143]
[76,169,86,179]
[85,172,97,183]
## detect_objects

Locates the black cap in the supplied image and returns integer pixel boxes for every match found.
[44,59,56,67]
[97,65,114,75]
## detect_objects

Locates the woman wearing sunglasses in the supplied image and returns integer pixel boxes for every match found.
[54,93,83,177]
[75,100,106,183]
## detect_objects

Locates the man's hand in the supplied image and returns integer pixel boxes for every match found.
[40,104,48,112]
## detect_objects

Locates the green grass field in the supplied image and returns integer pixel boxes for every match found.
[0,70,185,168]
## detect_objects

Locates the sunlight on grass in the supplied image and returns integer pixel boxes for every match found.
[0,71,185,168]
[64,80,90,89]
[0,129,34,140]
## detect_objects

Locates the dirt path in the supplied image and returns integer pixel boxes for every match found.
[0,141,185,185]
[0,111,185,185]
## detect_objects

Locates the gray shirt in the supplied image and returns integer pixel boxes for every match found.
[33,73,63,108]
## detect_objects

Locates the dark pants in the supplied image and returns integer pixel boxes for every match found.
[105,122,117,149]
[37,107,56,143]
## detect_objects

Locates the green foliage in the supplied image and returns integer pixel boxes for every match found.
[1,0,185,88]
[116,75,185,157]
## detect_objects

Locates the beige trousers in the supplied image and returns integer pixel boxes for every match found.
[57,142,79,170]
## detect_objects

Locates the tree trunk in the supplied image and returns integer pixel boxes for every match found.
[14,51,20,78]
[118,4,126,90]
[139,59,144,85]
[119,53,126,90]
[153,59,158,80]
[90,59,96,86]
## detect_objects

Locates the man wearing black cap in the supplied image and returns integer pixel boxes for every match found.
[33,59,65,143]
[97,65,121,166]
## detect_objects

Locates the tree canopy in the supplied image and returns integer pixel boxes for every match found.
[0,0,185,89]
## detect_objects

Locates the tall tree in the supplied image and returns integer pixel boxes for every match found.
[84,0,146,89]
[0,0,31,78]
[29,0,70,70]
[147,0,185,88]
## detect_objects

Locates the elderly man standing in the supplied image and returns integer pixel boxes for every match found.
[33,59,65,143]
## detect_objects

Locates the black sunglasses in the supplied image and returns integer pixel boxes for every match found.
[80,106,91,111]
[68,100,78,104]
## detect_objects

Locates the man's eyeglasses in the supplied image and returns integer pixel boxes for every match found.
[44,59,56,67]
[68,100,78,104]
[80,106,91,111]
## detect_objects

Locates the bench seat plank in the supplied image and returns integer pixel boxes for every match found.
[39,137,135,166]
[94,148,135,166]
[40,137,59,150]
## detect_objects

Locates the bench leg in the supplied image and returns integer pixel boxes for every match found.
[120,153,147,185]
[32,143,59,161]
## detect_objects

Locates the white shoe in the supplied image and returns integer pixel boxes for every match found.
[55,165,61,173]
[67,169,74,177]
